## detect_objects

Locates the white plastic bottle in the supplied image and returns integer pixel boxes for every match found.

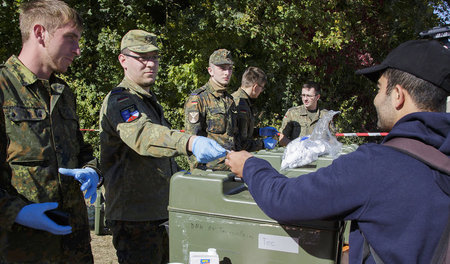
[189,248,220,264]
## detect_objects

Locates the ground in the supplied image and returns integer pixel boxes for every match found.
[90,231,118,264]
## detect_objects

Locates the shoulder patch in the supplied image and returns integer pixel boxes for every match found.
[120,105,140,122]
[188,111,199,123]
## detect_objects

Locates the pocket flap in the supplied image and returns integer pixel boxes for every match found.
[7,106,47,121]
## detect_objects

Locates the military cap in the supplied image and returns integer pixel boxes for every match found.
[120,29,159,53]
[209,49,234,65]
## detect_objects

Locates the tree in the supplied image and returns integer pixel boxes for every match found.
[0,0,446,154]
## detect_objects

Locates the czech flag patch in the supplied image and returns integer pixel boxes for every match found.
[121,105,140,122]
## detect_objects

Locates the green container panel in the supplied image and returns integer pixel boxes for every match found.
[168,170,344,264]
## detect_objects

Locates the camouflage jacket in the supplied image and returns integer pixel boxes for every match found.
[0,55,96,262]
[280,104,329,140]
[0,103,26,233]
[232,88,264,152]
[184,79,239,170]
[100,77,190,221]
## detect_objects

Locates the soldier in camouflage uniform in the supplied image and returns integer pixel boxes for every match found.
[184,49,239,170]
[232,67,278,152]
[100,30,226,264]
[0,1,102,263]
[279,81,329,146]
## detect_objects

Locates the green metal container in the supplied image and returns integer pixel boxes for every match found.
[168,169,345,263]
[168,144,357,263]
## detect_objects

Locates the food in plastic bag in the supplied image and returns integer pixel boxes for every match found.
[280,110,342,170]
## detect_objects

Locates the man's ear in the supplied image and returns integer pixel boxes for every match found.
[251,83,258,93]
[207,66,213,76]
[118,54,127,68]
[392,84,406,109]
[33,24,46,45]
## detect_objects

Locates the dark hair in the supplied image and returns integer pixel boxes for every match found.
[384,68,447,112]
[241,67,267,88]
[302,81,321,95]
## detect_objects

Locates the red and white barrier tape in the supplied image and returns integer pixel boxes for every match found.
[335,132,388,137]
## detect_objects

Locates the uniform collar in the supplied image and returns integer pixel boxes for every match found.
[6,55,40,87]
[120,77,155,99]
[208,78,228,97]
[6,55,65,94]
[299,104,320,115]
[236,88,250,99]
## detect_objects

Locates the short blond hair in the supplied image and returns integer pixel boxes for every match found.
[19,0,82,42]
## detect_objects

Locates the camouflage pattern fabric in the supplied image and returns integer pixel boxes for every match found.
[232,88,264,152]
[100,77,190,222]
[108,220,168,264]
[280,104,329,140]
[0,55,94,263]
[209,49,233,65]
[120,29,159,53]
[0,108,27,237]
[184,79,239,170]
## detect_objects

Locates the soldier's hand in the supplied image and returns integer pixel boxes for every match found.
[15,202,72,235]
[263,137,277,149]
[259,126,278,137]
[192,136,227,163]
[59,167,98,204]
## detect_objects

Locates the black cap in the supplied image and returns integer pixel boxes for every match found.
[355,40,450,93]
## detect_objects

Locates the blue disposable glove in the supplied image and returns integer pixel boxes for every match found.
[192,136,227,163]
[259,126,278,137]
[59,167,98,204]
[263,137,277,149]
[15,202,72,235]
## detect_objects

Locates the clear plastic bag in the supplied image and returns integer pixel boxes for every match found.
[280,110,342,170]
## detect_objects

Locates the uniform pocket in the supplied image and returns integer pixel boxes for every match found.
[7,106,47,122]
[207,108,227,134]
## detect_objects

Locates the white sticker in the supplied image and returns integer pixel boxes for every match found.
[258,233,299,254]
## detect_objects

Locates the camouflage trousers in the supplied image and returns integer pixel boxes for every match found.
[0,224,93,263]
[108,219,169,264]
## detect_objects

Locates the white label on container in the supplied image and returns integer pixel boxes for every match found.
[258,233,299,254]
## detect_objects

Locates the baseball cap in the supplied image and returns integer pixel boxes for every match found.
[209,49,234,65]
[120,29,159,53]
[355,40,450,93]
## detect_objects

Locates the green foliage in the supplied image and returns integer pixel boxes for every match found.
[0,0,445,153]
[0,0,22,63]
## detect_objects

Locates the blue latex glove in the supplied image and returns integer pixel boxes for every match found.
[59,167,98,204]
[15,202,72,235]
[263,137,277,149]
[192,136,227,163]
[259,126,278,137]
